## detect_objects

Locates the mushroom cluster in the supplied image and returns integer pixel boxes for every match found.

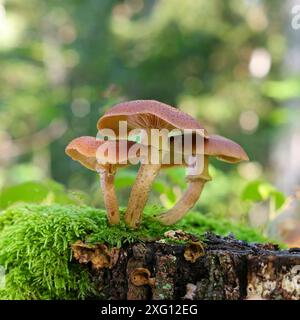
[65,137,139,225]
[66,99,249,229]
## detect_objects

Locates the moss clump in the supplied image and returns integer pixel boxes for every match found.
[0,205,104,300]
[0,204,272,300]
[178,211,271,243]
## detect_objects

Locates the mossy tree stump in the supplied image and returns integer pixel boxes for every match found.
[72,232,300,300]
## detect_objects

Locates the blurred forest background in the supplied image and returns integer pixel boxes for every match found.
[0,0,300,246]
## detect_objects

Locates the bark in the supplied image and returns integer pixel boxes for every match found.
[73,233,300,300]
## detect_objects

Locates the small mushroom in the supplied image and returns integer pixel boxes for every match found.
[71,241,120,270]
[65,136,138,225]
[157,134,249,225]
[71,240,95,264]
[91,246,111,270]
[98,100,207,229]
[184,242,206,263]
[130,268,155,287]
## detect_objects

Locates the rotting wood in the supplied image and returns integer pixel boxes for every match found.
[72,232,300,300]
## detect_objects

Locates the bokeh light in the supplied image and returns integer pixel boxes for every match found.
[249,48,272,78]
[71,98,91,118]
[239,110,260,133]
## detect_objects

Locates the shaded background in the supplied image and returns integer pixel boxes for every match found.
[0,0,300,246]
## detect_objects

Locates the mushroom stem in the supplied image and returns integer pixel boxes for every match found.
[157,178,207,225]
[125,163,161,229]
[157,155,211,225]
[99,169,120,225]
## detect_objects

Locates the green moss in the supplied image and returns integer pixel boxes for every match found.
[178,211,271,243]
[0,205,103,300]
[0,204,274,300]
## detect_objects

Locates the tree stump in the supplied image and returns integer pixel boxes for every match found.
[72,232,300,300]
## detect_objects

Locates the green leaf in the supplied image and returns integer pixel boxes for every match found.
[114,170,137,189]
[258,183,274,200]
[242,180,286,210]
[241,180,263,202]
[163,167,186,188]
[0,180,81,209]
[270,191,286,210]
[152,180,167,194]
[0,182,50,209]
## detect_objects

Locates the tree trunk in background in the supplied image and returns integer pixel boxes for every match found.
[268,0,300,247]
[73,233,300,300]
[272,0,300,194]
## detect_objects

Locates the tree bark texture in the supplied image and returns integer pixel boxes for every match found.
[73,233,300,300]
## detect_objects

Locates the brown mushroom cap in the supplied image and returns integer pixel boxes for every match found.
[65,136,103,171]
[65,136,138,171]
[97,100,208,138]
[204,135,249,163]
[166,134,249,164]
[159,134,248,182]
[184,242,205,263]
[130,268,155,287]
[71,241,120,270]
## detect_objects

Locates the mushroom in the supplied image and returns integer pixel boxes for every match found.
[98,99,207,139]
[157,134,249,225]
[130,268,155,287]
[71,241,120,270]
[184,242,205,263]
[97,100,207,229]
[71,240,95,264]
[65,136,138,225]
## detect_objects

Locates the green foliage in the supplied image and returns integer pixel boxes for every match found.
[114,167,187,209]
[0,204,274,300]
[262,78,300,100]
[0,1,292,298]
[242,180,286,210]
[0,0,286,200]
[0,180,89,209]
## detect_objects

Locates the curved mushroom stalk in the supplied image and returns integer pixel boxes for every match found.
[157,179,207,225]
[125,163,161,229]
[157,155,211,226]
[98,168,120,225]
